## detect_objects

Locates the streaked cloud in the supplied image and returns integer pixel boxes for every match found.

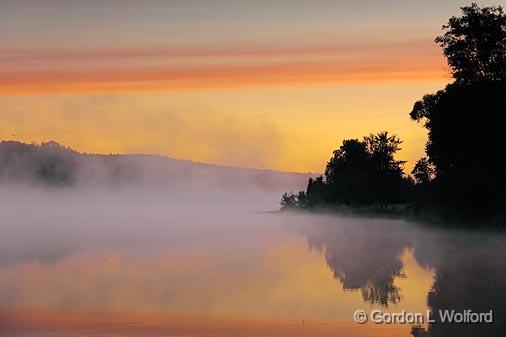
[0,0,461,171]
[2,39,437,61]
[1,40,446,95]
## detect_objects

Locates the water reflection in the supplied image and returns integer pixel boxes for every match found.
[1,198,506,337]
[295,214,506,337]
[412,229,506,337]
[301,217,414,306]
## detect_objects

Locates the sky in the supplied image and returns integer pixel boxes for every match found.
[1,0,503,172]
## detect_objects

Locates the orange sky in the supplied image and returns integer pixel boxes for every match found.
[1,0,492,172]
[1,39,444,95]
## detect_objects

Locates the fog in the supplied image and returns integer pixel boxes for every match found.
[2,181,506,337]
[0,182,290,266]
[0,140,312,266]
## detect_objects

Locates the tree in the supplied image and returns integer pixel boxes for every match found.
[322,132,409,206]
[280,192,298,209]
[0,140,77,186]
[364,131,406,182]
[305,176,327,207]
[411,158,434,185]
[411,82,506,217]
[364,132,404,172]
[324,139,371,204]
[411,4,506,219]
[435,3,506,84]
[362,132,409,204]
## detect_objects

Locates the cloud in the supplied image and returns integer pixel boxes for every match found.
[1,39,436,61]
[0,39,446,95]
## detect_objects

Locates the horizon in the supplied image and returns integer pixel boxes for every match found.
[0,0,501,172]
[2,3,506,337]
[0,139,317,174]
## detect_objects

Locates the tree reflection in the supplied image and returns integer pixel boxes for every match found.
[299,216,506,336]
[301,217,413,306]
[411,229,506,337]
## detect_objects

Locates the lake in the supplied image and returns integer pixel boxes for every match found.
[1,187,505,337]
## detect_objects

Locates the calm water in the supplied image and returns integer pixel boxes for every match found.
[1,188,505,337]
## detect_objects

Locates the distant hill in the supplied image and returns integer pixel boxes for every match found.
[0,141,313,192]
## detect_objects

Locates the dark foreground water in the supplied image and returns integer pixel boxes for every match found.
[1,187,505,337]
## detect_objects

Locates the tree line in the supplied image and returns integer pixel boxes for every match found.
[281,3,506,223]
[0,140,79,185]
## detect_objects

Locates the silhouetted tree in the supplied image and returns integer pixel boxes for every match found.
[324,132,410,206]
[281,4,506,221]
[411,157,435,185]
[325,139,371,204]
[305,176,327,207]
[281,131,412,210]
[364,132,408,203]
[280,190,312,209]
[435,3,506,84]
[280,192,298,209]
[411,4,506,220]
[295,190,308,208]
[364,132,405,173]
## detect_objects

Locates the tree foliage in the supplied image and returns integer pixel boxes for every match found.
[281,132,412,210]
[410,4,506,218]
[282,4,506,221]
[411,157,434,185]
[435,3,506,84]
[0,141,78,186]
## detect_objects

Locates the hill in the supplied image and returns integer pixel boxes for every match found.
[0,141,312,192]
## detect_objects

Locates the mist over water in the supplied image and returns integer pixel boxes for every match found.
[1,182,506,337]
[0,184,282,265]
